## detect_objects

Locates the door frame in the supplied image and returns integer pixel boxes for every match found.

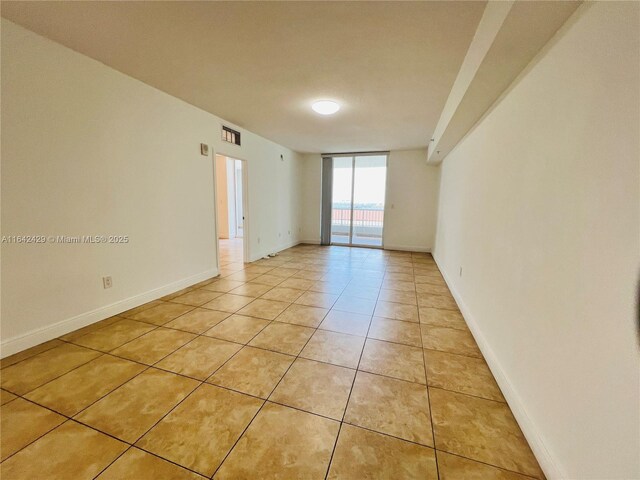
[326,151,388,249]
[232,159,244,238]
[212,150,250,270]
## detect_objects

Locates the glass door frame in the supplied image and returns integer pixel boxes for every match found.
[327,151,388,249]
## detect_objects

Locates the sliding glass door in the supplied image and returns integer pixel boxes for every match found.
[352,155,387,246]
[330,154,387,247]
[330,157,353,245]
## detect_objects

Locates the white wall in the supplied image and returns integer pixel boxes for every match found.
[433,3,640,479]
[299,154,323,243]
[298,150,440,251]
[384,149,439,251]
[1,20,304,355]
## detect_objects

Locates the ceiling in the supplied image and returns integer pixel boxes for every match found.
[426,0,581,164]
[1,1,486,153]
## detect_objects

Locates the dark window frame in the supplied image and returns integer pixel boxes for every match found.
[222,126,241,146]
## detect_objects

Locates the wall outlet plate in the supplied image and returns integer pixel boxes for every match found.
[103,276,113,289]
[200,143,209,156]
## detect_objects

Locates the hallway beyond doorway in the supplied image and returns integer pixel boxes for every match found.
[219,238,244,267]
[216,154,246,265]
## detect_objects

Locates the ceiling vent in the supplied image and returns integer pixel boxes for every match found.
[222,125,241,146]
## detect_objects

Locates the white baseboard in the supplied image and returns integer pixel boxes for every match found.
[383,244,432,253]
[432,254,562,480]
[295,241,430,252]
[0,268,219,358]
[277,239,303,252]
[298,239,321,245]
[248,239,303,263]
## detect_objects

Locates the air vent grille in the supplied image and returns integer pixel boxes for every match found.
[222,126,241,146]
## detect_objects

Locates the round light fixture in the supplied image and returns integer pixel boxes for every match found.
[312,100,340,115]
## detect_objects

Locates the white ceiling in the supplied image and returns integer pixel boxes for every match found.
[1,1,486,153]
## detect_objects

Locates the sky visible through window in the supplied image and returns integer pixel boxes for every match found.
[332,156,386,210]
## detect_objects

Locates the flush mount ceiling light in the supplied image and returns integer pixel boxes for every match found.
[312,100,340,115]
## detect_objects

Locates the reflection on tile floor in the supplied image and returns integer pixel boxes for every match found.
[0,244,544,479]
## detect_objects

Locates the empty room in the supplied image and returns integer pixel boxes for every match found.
[1,1,638,479]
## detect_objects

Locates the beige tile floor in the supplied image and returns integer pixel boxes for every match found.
[0,243,544,479]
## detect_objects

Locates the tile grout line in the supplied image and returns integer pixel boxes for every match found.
[0,408,67,465]
[213,248,378,479]
[86,297,290,477]
[91,445,136,480]
[0,361,156,465]
[418,273,441,480]
[322,261,379,480]
[3,247,532,478]
[14,384,532,480]
[130,445,211,479]
[0,340,71,371]
[3,335,154,397]
[1,315,167,396]
[202,261,344,478]
[209,289,332,479]
[433,448,544,480]
[3,295,271,470]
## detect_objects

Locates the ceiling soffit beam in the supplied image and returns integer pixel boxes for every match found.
[427,0,582,164]
[427,1,513,163]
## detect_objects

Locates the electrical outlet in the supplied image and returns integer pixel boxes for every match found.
[103,276,113,289]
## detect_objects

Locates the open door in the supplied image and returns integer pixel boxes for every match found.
[215,154,246,265]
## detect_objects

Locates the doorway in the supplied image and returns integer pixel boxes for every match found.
[215,154,246,265]
[329,153,387,247]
